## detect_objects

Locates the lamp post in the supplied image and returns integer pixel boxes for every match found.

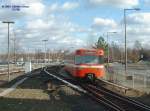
[2,21,14,81]
[11,29,16,64]
[106,31,117,66]
[124,8,140,75]
[42,39,48,65]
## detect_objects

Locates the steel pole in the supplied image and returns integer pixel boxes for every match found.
[28,48,30,61]
[107,32,109,66]
[8,23,10,81]
[2,21,14,81]
[42,40,48,65]
[44,41,46,64]
[14,37,16,64]
[124,9,127,75]
[106,31,117,66]
[123,8,140,76]
[13,30,16,64]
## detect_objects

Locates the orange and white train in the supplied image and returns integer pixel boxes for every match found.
[64,49,105,81]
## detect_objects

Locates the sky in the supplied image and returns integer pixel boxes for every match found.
[0,0,150,53]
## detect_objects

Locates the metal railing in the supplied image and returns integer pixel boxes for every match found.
[103,64,150,93]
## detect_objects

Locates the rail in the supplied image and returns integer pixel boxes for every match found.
[88,84,150,111]
[44,65,150,111]
[43,67,86,93]
[99,79,130,93]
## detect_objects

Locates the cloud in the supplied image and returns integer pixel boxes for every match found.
[90,12,150,48]
[9,0,42,4]
[92,17,118,30]
[127,13,150,26]
[57,35,84,46]
[144,0,150,6]
[26,19,50,29]
[87,0,139,8]
[62,2,79,10]
[0,1,83,53]
[0,9,25,20]
[12,15,86,51]
[0,0,45,21]
[23,2,45,16]
[121,12,150,47]
[49,2,79,12]
[0,23,14,39]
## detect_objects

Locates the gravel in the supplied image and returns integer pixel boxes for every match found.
[0,70,106,111]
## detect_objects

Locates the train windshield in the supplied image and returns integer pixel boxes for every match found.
[75,55,104,64]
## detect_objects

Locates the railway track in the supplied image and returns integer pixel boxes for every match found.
[95,80,150,110]
[44,65,150,111]
[81,84,150,111]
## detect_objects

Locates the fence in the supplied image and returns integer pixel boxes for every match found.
[103,63,150,93]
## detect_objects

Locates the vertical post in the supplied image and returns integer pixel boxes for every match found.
[124,9,127,76]
[48,50,50,63]
[14,38,16,63]
[44,41,46,64]
[106,32,117,67]
[132,73,135,89]
[8,23,10,81]
[28,48,30,62]
[120,47,122,63]
[107,32,109,66]
[144,74,147,88]
[123,8,140,77]
[42,40,48,66]
[112,47,114,62]
[13,30,16,64]
[2,21,14,81]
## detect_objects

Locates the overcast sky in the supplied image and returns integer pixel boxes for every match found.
[0,0,150,53]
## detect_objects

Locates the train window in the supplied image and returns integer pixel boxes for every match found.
[75,55,104,64]
[99,56,104,64]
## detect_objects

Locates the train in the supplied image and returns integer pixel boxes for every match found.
[64,48,105,81]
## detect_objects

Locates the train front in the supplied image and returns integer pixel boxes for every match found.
[74,49,105,81]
